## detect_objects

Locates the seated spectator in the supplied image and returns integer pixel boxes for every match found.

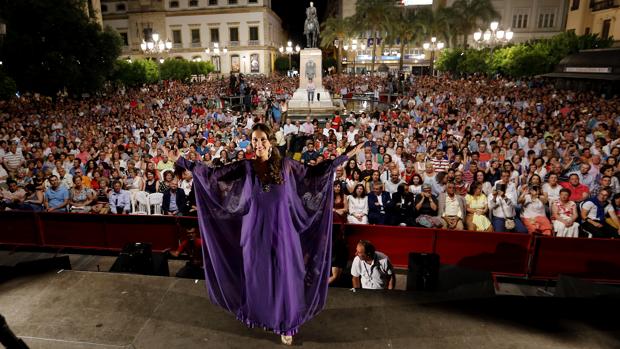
[391,183,415,226]
[488,183,527,233]
[365,170,381,194]
[351,240,395,290]
[409,174,423,195]
[345,168,363,194]
[606,193,620,230]
[438,182,466,230]
[551,188,579,238]
[383,168,405,196]
[332,181,348,225]
[158,170,175,193]
[367,182,392,225]
[44,175,69,212]
[414,183,443,228]
[347,183,368,224]
[21,181,45,211]
[519,185,552,235]
[581,188,620,238]
[144,171,159,194]
[162,180,188,216]
[108,180,131,214]
[91,178,111,214]
[69,176,95,213]
[560,174,589,204]
[542,173,562,204]
[0,179,26,211]
[465,182,492,232]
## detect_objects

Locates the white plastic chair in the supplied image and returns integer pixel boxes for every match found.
[148,192,164,215]
[131,191,150,215]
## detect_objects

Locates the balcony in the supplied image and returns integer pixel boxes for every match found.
[191,42,202,48]
[248,40,260,46]
[229,41,240,47]
[590,0,619,11]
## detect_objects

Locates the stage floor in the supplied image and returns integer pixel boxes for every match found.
[1,270,619,349]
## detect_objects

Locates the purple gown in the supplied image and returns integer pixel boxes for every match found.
[177,154,348,335]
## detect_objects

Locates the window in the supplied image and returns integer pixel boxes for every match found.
[228,0,237,4]
[172,29,182,45]
[249,26,259,41]
[602,19,611,39]
[248,0,257,3]
[210,28,219,43]
[538,13,555,28]
[101,4,108,12]
[189,0,199,6]
[120,32,129,46]
[229,27,239,42]
[208,0,217,4]
[570,0,580,10]
[512,13,529,29]
[169,0,179,8]
[585,27,591,35]
[116,3,126,11]
[191,29,201,46]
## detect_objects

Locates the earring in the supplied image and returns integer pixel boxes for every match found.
[268,147,273,159]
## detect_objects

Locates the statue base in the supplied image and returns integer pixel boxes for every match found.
[286,48,336,119]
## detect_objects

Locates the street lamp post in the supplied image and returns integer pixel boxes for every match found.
[422,37,444,77]
[279,41,300,72]
[343,38,367,75]
[140,32,172,61]
[473,21,513,55]
[205,42,228,73]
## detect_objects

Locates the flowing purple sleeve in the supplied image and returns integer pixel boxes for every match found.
[282,154,349,317]
[176,157,251,312]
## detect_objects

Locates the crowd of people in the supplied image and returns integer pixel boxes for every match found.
[1,73,619,241]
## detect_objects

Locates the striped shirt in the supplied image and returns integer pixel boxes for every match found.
[430,157,450,173]
[3,151,24,173]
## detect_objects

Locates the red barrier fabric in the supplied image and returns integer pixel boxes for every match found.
[344,224,434,268]
[0,211,40,245]
[2,212,620,282]
[434,230,532,275]
[531,237,620,280]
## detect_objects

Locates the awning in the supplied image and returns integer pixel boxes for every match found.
[540,72,620,81]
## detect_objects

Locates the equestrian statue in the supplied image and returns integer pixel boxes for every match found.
[304,2,320,48]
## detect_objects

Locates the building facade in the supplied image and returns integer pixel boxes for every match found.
[566,0,620,44]
[336,0,568,74]
[101,0,285,75]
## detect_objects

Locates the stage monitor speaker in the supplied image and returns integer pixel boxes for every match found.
[555,274,620,298]
[407,253,440,292]
[109,242,169,276]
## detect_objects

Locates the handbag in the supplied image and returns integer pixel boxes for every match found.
[499,198,516,230]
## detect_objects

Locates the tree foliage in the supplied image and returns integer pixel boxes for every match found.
[0,0,122,95]
[190,61,215,76]
[436,31,614,78]
[160,59,192,82]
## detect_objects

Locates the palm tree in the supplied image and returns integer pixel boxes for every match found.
[384,8,426,72]
[351,0,395,74]
[320,17,353,74]
[451,0,500,48]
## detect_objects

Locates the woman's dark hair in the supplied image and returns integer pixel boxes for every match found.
[251,123,283,185]
[468,181,483,195]
[333,180,345,202]
[351,183,366,198]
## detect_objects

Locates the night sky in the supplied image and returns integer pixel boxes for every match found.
[271,0,329,46]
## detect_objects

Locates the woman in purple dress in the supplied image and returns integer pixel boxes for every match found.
[177,123,362,345]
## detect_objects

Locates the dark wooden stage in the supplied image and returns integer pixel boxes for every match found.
[1,270,619,348]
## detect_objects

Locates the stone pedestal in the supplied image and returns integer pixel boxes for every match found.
[299,48,323,89]
[287,48,335,118]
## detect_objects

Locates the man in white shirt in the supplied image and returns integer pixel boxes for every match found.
[283,119,298,137]
[542,173,562,203]
[351,240,395,290]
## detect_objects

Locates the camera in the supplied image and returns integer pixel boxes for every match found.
[495,183,506,193]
